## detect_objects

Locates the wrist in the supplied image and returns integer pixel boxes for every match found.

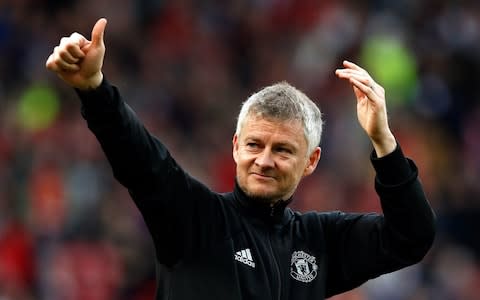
[78,72,104,91]
[371,131,396,158]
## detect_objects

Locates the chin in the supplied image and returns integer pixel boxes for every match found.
[244,186,284,203]
[237,176,289,202]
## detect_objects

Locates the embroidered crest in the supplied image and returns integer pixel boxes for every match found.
[290,251,318,283]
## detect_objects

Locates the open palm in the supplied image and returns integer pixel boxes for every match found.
[336,60,396,156]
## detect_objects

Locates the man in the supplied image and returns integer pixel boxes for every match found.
[46,18,435,299]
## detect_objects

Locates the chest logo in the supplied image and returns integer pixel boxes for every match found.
[290,251,318,283]
[235,248,256,268]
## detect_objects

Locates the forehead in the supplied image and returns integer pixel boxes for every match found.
[239,116,306,145]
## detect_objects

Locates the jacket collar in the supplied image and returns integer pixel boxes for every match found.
[232,180,293,226]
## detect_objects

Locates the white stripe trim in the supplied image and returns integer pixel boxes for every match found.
[246,249,252,260]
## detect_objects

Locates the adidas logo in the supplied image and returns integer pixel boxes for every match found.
[235,248,255,268]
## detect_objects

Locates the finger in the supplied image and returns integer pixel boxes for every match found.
[337,67,371,82]
[335,68,364,75]
[53,50,81,72]
[91,18,107,47]
[57,45,80,64]
[343,60,366,72]
[348,73,384,96]
[56,34,86,64]
[46,52,64,72]
[45,53,57,71]
[66,33,87,58]
[349,77,377,99]
[51,44,79,67]
[61,34,87,54]
[336,71,373,89]
[349,73,375,89]
[335,69,369,80]
[336,68,377,87]
[46,59,79,72]
[55,60,80,72]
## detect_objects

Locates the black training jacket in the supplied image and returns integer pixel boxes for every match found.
[78,79,436,300]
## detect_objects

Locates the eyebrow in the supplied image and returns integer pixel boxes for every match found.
[244,136,298,150]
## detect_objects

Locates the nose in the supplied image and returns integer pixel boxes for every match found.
[255,148,275,168]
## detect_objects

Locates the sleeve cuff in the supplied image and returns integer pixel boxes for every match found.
[370,143,413,185]
[75,77,116,107]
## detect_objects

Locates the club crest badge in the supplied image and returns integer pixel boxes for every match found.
[290,251,318,283]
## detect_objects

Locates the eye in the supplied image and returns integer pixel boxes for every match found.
[246,142,258,148]
[276,147,292,154]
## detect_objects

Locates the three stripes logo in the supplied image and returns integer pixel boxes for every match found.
[235,248,255,268]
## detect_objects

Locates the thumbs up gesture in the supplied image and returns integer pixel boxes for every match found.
[46,18,107,90]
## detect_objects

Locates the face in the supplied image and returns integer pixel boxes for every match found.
[233,116,321,203]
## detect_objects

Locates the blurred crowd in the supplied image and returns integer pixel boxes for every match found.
[0,0,479,299]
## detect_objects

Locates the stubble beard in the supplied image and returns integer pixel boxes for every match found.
[239,177,289,204]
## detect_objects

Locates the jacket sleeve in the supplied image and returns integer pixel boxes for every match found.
[76,79,226,267]
[324,144,436,297]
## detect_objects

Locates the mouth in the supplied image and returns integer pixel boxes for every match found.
[251,172,275,180]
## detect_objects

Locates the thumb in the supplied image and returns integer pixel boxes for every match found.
[91,18,107,47]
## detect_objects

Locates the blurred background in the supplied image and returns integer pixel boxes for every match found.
[0,0,479,299]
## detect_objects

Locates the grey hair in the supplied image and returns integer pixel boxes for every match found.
[235,82,323,155]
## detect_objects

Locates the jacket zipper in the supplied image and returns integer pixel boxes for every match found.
[268,231,282,300]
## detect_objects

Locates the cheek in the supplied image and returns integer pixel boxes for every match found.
[285,161,306,180]
[236,160,246,173]
[237,150,254,164]
[235,154,252,172]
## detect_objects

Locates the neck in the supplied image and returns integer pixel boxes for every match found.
[233,180,293,223]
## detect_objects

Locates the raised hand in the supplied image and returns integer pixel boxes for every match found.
[46,18,107,90]
[335,60,396,157]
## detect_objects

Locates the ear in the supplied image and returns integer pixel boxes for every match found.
[303,147,321,177]
[232,134,239,163]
